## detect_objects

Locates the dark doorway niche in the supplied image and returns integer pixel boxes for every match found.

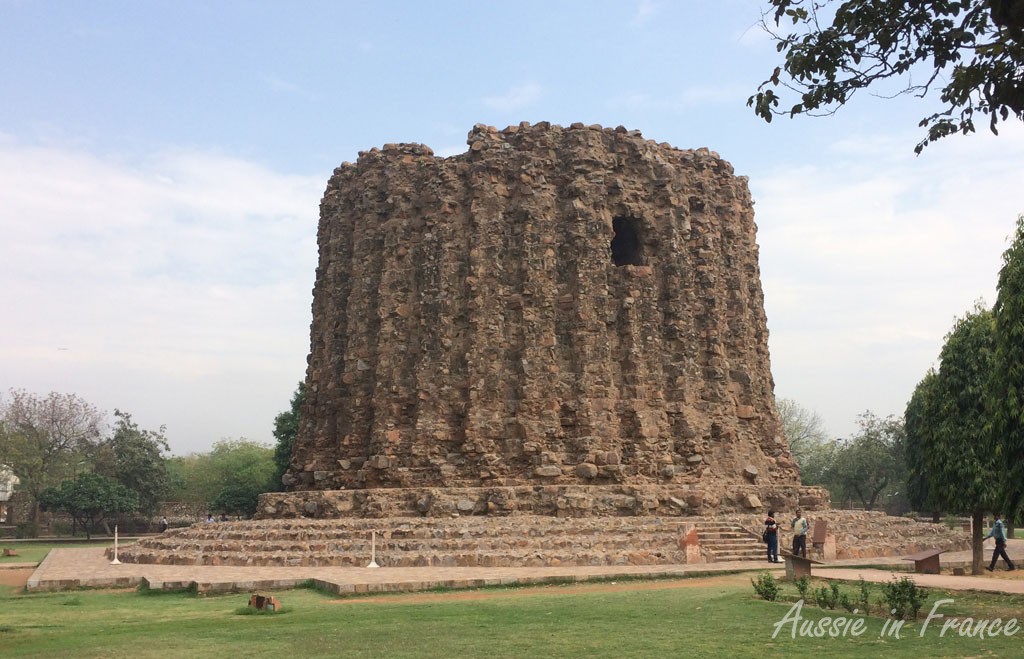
[611,216,644,266]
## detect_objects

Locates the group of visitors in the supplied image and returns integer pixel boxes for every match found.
[762,509,808,563]
[762,509,1017,570]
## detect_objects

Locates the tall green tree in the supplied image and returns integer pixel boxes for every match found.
[749,0,1024,152]
[272,382,305,488]
[38,473,138,540]
[904,304,999,573]
[990,214,1024,523]
[0,390,104,522]
[92,410,171,516]
[904,369,940,518]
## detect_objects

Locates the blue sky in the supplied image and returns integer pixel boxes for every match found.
[2,0,1022,455]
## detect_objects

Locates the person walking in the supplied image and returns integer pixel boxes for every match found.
[764,511,780,563]
[159,516,168,533]
[985,513,1016,572]
[791,509,809,558]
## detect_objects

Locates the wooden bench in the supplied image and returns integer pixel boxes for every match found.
[903,548,946,574]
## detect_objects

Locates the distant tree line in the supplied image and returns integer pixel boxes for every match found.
[777,399,908,514]
[0,384,300,537]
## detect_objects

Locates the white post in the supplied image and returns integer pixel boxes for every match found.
[109,524,121,565]
[366,530,380,568]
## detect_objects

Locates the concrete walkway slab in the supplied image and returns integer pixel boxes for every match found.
[20,541,1023,598]
[26,547,790,594]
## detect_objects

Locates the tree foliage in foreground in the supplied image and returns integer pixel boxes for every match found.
[905,304,999,573]
[38,473,138,540]
[989,214,1024,518]
[906,305,998,514]
[749,0,1024,152]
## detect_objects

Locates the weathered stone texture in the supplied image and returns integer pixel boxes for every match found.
[285,122,798,499]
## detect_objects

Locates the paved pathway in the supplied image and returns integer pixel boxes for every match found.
[25,547,779,594]
[21,539,1024,596]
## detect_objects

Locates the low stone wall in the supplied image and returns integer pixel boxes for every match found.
[256,484,830,519]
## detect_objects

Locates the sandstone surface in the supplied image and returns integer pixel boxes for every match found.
[281,122,799,508]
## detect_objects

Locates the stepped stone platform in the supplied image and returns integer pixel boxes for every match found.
[114,509,968,569]
[115,516,700,568]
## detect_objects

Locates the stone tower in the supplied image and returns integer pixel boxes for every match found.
[277,122,807,517]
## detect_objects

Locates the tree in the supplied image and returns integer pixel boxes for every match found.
[272,382,305,489]
[37,473,138,540]
[776,397,837,487]
[990,214,1024,525]
[830,412,907,512]
[904,369,940,517]
[92,410,171,517]
[749,0,1024,153]
[166,439,275,517]
[904,304,999,573]
[0,390,104,522]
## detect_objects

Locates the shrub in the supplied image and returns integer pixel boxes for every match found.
[751,571,780,601]
[15,522,38,539]
[814,585,838,609]
[794,575,811,600]
[882,576,928,620]
[857,577,872,615]
[839,591,857,613]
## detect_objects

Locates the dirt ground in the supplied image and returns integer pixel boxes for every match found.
[0,568,33,588]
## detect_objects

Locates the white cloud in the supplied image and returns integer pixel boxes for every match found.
[753,125,1024,437]
[482,82,542,111]
[259,73,318,101]
[0,141,324,453]
[631,0,661,26]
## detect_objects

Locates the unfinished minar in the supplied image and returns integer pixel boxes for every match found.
[276,122,811,517]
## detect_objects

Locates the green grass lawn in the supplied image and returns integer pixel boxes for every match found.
[0,541,113,565]
[1,575,1022,658]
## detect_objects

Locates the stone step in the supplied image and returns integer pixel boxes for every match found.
[117,515,703,568]
[131,537,687,557]
[118,546,691,568]
[695,521,765,562]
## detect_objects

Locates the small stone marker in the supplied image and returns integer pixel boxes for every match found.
[249,593,281,612]
[2,548,18,557]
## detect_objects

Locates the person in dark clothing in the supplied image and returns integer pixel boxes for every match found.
[985,513,1016,572]
[764,511,780,563]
